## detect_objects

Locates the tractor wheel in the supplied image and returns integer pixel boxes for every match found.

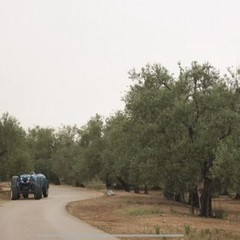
[11,176,19,200]
[42,186,48,197]
[42,181,49,197]
[11,186,18,200]
[34,178,42,200]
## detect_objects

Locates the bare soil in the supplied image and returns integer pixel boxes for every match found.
[67,190,240,240]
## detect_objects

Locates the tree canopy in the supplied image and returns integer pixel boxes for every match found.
[1,62,240,217]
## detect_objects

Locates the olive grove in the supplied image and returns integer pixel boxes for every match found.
[1,62,240,217]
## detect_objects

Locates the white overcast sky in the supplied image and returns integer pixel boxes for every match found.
[0,0,240,129]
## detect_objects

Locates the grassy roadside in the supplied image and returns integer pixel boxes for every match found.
[67,190,240,240]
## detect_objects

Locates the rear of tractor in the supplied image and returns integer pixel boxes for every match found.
[11,173,49,200]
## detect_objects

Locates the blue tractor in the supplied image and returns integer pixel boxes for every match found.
[11,172,49,200]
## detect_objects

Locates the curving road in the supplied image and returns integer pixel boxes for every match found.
[0,185,118,240]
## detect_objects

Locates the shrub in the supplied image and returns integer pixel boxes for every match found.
[214,208,228,219]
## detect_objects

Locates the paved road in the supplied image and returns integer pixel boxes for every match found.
[0,185,118,240]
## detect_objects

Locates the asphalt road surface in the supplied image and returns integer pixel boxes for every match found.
[0,185,118,240]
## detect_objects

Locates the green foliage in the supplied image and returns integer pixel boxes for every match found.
[101,111,131,184]
[213,208,228,219]
[184,225,191,235]
[27,126,55,178]
[1,62,240,217]
[0,113,32,180]
[51,125,79,184]
[154,225,161,234]
[75,114,104,183]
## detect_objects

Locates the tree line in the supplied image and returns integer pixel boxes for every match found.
[1,62,240,218]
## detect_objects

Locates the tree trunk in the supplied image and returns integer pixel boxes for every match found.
[200,178,213,217]
[188,188,200,215]
[163,191,174,200]
[52,175,61,185]
[144,184,148,194]
[174,193,184,203]
[116,176,130,192]
[134,186,140,194]
[105,174,112,189]
[235,193,240,200]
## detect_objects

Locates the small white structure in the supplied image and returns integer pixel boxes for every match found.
[107,189,115,196]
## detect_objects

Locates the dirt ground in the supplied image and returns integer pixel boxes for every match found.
[67,190,240,240]
[2,182,240,239]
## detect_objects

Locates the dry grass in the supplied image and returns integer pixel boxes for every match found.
[0,182,11,200]
[0,182,10,190]
[67,190,240,240]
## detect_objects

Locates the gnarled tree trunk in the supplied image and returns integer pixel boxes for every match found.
[105,173,112,189]
[134,186,140,194]
[116,176,130,192]
[199,178,213,217]
[188,188,200,215]
[235,193,240,200]
[144,184,148,194]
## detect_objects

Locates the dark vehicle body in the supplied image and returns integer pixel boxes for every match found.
[11,172,49,200]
